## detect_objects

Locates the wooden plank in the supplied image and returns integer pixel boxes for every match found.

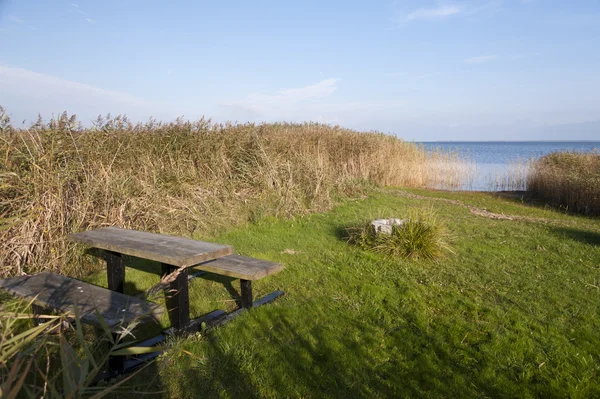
[69,227,234,268]
[164,309,227,336]
[196,254,284,281]
[0,272,164,330]
[211,290,285,327]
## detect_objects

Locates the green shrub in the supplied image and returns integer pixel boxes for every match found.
[347,210,453,260]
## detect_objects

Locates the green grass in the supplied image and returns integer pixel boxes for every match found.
[85,189,600,398]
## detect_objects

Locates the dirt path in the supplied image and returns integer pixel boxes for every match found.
[393,190,554,223]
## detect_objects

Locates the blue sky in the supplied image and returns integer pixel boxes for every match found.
[1,0,599,140]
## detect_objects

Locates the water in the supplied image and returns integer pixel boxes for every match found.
[420,141,600,191]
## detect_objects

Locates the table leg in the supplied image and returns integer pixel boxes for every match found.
[161,264,190,330]
[240,279,253,309]
[105,251,124,293]
[32,304,46,326]
[109,332,125,374]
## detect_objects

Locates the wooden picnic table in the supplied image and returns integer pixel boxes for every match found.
[0,226,284,377]
[69,227,235,330]
[69,227,284,331]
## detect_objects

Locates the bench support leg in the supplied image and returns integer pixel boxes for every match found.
[32,304,47,326]
[240,279,253,309]
[161,264,190,330]
[108,332,125,374]
[105,251,124,294]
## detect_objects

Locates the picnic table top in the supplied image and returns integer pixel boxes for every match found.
[69,227,234,268]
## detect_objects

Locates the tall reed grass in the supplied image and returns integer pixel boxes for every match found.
[527,151,600,216]
[0,107,470,277]
[486,158,534,191]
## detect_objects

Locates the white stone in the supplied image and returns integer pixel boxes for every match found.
[371,218,404,235]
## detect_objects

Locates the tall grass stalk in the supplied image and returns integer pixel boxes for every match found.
[0,299,163,397]
[486,157,534,191]
[527,151,600,215]
[0,107,473,277]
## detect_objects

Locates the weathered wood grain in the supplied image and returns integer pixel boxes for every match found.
[69,227,234,267]
[0,272,164,330]
[196,254,285,280]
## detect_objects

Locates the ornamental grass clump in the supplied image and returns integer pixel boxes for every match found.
[347,211,453,260]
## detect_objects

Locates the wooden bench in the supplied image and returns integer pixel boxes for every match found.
[195,254,284,308]
[0,272,165,375]
[0,228,285,377]
[0,272,164,330]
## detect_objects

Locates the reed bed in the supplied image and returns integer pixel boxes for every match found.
[486,158,534,191]
[0,108,472,277]
[527,151,600,216]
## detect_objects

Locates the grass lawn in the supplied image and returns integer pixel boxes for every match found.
[92,188,600,398]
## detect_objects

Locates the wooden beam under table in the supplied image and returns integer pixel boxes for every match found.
[105,250,124,293]
[161,263,190,330]
[240,279,253,309]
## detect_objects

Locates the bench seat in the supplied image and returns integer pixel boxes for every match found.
[195,254,284,280]
[0,272,164,330]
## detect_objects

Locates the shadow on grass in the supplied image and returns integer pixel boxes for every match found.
[107,360,167,398]
[331,224,351,242]
[552,227,600,246]
[192,273,242,307]
[147,303,512,398]
[492,191,600,218]
[491,191,558,211]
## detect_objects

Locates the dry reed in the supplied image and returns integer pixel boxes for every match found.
[0,107,470,277]
[527,151,600,215]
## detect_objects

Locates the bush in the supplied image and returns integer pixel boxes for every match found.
[527,151,600,216]
[347,210,453,260]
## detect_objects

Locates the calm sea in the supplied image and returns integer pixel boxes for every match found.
[419,141,600,191]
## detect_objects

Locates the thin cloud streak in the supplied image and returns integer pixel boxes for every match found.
[0,65,171,123]
[404,5,462,22]
[385,72,407,77]
[222,78,341,121]
[71,3,96,24]
[464,55,498,64]
[8,15,23,23]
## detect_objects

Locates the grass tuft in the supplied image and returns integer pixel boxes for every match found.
[347,210,453,260]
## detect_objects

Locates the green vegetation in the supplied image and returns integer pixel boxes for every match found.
[0,299,163,398]
[528,151,600,216]
[346,210,453,260]
[76,188,597,398]
[2,107,600,397]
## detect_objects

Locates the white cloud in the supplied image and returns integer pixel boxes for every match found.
[8,15,23,24]
[385,72,407,77]
[226,78,339,116]
[464,55,498,64]
[404,5,462,22]
[86,18,96,23]
[220,79,409,126]
[0,65,171,123]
